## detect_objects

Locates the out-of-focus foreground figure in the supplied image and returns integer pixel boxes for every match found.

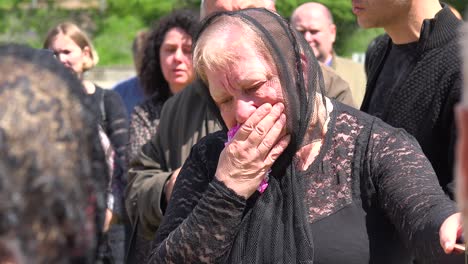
[0,44,107,264]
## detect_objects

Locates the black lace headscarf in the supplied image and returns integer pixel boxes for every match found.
[0,44,107,264]
[194,8,327,263]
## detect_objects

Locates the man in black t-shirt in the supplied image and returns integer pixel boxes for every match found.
[353,0,462,199]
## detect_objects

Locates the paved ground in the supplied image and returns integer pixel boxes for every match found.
[85,65,136,89]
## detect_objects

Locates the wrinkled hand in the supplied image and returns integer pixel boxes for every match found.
[440,213,463,254]
[215,103,290,198]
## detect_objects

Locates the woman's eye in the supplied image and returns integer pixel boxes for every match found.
[219,97,232,107]
[163,47,176,53]
[246,83,262,93]
[182,46,192,54]
[222,98,232,104]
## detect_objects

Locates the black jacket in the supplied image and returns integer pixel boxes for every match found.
[362,5,462,198]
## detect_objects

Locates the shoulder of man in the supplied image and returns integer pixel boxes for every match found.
[159,80,203,120]
[112,77,136,92]
[334,56,363,69]
[319,63,356,108]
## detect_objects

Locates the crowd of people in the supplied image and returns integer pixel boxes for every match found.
[1,0,468,263]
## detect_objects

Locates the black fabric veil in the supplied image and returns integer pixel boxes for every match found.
[195,8,327,263]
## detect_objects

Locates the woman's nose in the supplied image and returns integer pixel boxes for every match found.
[174,48,184,62]
[234,99,256,124]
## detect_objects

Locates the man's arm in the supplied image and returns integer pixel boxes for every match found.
[125,137,172,239]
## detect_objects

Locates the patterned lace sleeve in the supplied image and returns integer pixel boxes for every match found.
[148,131,247,263]
[369,122,458,261]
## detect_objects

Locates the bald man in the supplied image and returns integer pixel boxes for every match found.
[291,2,367,107]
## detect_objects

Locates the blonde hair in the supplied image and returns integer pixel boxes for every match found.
[200,0,276,19]
[193,16,270,83]
[43,22,99,71]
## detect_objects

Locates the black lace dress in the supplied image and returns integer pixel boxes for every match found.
[149,102,460,264]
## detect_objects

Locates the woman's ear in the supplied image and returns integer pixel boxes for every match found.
[82,46,91,59]
[81,46,95,70]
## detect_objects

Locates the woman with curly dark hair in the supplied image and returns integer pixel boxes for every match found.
[127,9,199,163]
[125,9,199,262]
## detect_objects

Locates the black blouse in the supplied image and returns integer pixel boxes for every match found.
[90,86,129,162]
[149,101,460,264]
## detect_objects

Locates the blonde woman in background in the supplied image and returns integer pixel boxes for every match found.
[44,22,129,263]
[44,22,129,164]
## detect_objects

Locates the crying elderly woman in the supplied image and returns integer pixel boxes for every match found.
[149,8,463,264]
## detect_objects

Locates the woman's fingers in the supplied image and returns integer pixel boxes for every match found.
[245,103,284,146]
[256,113,287,156]
[232,102,286,167]
[264,134,291,167]
[216,102,288,198]
[235,103,272,141]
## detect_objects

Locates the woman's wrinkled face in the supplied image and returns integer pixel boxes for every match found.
[160,27,194,94]
[205,43,284,130]
[48,33,90,75]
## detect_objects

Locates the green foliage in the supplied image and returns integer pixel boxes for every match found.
[275,0,368,57]
[446,0,467,17]
[91,0,201,65]
[107,0,175,23]
[93,14,145,65]
[0,7,93,48]
[338,27,385,57]
[106,0,200,24]
[2,0,466,65]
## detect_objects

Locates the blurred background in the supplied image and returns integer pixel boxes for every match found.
[1,0,465,87]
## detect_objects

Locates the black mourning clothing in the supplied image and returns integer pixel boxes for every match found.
[362,5,462,198]
[150,102,460,263]
[149,8,460,264]
[367,42,418,117]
